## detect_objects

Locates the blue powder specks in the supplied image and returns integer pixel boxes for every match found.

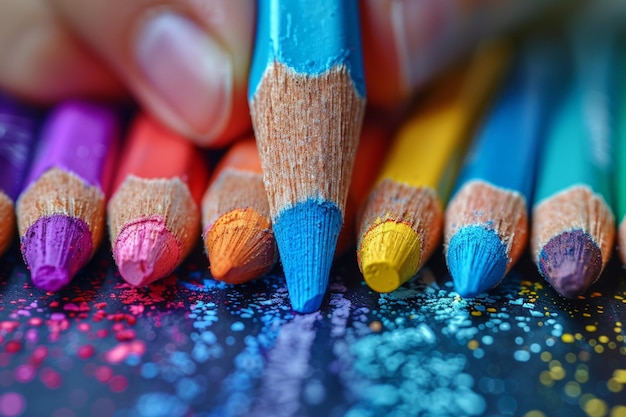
[141,363,159,379]
[514,350,531,362]
[135,392,189,417]
[303,379,326,405]
[231,322,245,332]
[481,335,494,345]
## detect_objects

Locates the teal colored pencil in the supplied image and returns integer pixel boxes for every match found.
[248,1,366,312]
[615,35,626,264]
[444,38,562,297]
[530,27,616,299]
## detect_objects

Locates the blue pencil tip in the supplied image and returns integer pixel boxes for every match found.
[447,225,508,297]
[273,199,342,313]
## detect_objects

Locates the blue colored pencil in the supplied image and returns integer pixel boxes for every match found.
[444,38,563,297]
[530,23,616,299]
[248,1,366,313]
[0,93,39,256]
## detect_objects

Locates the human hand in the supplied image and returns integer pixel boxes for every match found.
[0,0,543,147]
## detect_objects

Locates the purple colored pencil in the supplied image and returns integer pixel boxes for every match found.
[16,101,118,291]
[0,93,39,256]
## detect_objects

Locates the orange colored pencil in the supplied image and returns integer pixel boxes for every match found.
[108,114,209,286]
[336,117,391,256]
[201,138,276,284]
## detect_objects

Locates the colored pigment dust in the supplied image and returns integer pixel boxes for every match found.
[0,242,625,417]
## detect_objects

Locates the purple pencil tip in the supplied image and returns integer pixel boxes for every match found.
[21,214,93,291]
[538,229,602,299]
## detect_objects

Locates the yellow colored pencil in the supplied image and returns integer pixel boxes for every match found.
[357,42,510,293]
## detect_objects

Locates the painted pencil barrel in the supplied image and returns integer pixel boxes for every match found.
[17,101,118,291]
[108,114,209,287]
[248,0,366,312]
[202,138,276,284]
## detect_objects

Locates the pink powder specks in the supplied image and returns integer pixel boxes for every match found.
[4,341,21,354]
[95,366,113,383]
[27,318,42,327]
[109,375,128,393]
[50,313,65,321]
[0,392,25,417]
[115,329,136,342]
[30,346,47,366]
[130,305,144,315]
[0,322,18,332]
[104,340,146,364]
[14,365,35,383]
[77,345,95,360]
[40,367,62,389]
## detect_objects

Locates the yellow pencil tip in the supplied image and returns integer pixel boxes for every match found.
[358,221,422,292]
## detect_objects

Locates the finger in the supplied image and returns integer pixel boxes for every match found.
[361,0,554,108]
[0,0,125,103]
[50,0,255,147]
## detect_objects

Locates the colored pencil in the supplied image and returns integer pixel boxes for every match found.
[248,0,366,312]
[201,138,276,284]
[357,42,510,293]
[444,39,562,297]
[17,101,118,291]
[530,29,615,299]
[0,93,39,256]
[617,37,626,264]
[108,114,209,287]
[336,117,391,256]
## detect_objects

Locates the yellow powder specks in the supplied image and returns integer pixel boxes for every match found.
[586,325,597,332]
[607,378,623,393]
[610,405,626,417]
[581,395,607,417]
[564,381,581,398]
[576,365,590,384]
[594,345,604,354]
[598,335,609,344]
[613,369,626,384]
[467,340,479,350]
[524,411,547,417]
[539,371,554,387]
[471,310,482,317]
[562,333,575,343]
[549,361,566,380]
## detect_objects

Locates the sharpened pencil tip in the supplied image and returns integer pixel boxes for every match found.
[21,214,93,291]
[358,221,421,293]
[114,217,181,287]
[538,229,603,299]
[447,225,508,297]
[206,208,276,284]
[273,200,342,313]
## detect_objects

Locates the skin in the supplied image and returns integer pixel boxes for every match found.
[0,0,529,147]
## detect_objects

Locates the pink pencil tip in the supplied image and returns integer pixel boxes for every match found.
[21,215,93,291]
[113,217,181,286]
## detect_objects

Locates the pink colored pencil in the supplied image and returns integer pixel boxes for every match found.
[108,114,209,286]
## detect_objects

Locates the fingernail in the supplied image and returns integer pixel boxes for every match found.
[391,1,458,91]
[135,12,232,142]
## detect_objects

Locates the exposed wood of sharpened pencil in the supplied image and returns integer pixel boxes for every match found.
[108,114,208,287]
[248,0,366,313]
[202,139,276,284]
[357,41,510,293]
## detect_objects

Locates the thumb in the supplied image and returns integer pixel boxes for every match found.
[50,0,255,147]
